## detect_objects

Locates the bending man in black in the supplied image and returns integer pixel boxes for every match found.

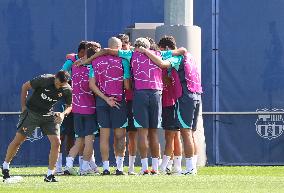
[2,71,72,182]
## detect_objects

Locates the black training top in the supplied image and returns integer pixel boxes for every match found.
[26,74,72,115]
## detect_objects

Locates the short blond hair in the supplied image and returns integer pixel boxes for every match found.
[108,37,122,49]
[134,37,150,49]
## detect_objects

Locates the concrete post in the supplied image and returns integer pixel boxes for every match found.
[164,0,193,26]
[156,0,207,167]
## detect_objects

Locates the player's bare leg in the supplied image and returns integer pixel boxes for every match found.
[192,130,198,172]
[160,130,175,172]
[89,150,99,173]
[56,126,75,175]
[100,128,110,175]
[55,135,65,174]
[46,135,61,181]
[83,135,94,161]
[78,144,84,172]
[4,133,27,164]
[128,131,137,174]
[181,129,196,175]
[64,138,84,175]
[173,132,182,174]
[80,135,96,175]
[114,128,126,175]
[148,129,160,174]
[2,133,26,182]
[138,128,149,174]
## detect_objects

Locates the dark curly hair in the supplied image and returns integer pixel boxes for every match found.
[77,41,87,53]
[158,36,176,50]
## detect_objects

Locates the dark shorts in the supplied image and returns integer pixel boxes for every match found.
[17,109,60,137]
[73,113,98,138]
[61,112,75,137]
[133,90,162,129]
[96,98,128,129]
[176,93,201,130]
[126,101,137,132]
[162,105,179,131]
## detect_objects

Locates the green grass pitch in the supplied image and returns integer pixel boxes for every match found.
[1,166,284,193]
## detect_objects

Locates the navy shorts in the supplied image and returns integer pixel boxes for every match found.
[61,112,75,137]
[96,98,128,129]
[73,113,98,138]
[162,105,179,131]
[126,101,137,132]
[133,90,162,129]
[176,93,201,130]
[53,100,75,137]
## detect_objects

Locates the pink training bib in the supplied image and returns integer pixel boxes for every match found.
[92,55,124,101]
[71,65,96,114]
[180,53,203,93]
[131,51,163,90]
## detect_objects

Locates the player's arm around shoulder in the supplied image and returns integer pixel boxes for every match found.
[74,49,108,67]
[161,48,186,71]
[61,59,73,72]
[171,47,187,56]
[137,47,171,69]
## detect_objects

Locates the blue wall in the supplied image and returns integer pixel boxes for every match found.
[212,0,284,165]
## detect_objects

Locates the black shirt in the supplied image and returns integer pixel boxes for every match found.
[26,74,72,115]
